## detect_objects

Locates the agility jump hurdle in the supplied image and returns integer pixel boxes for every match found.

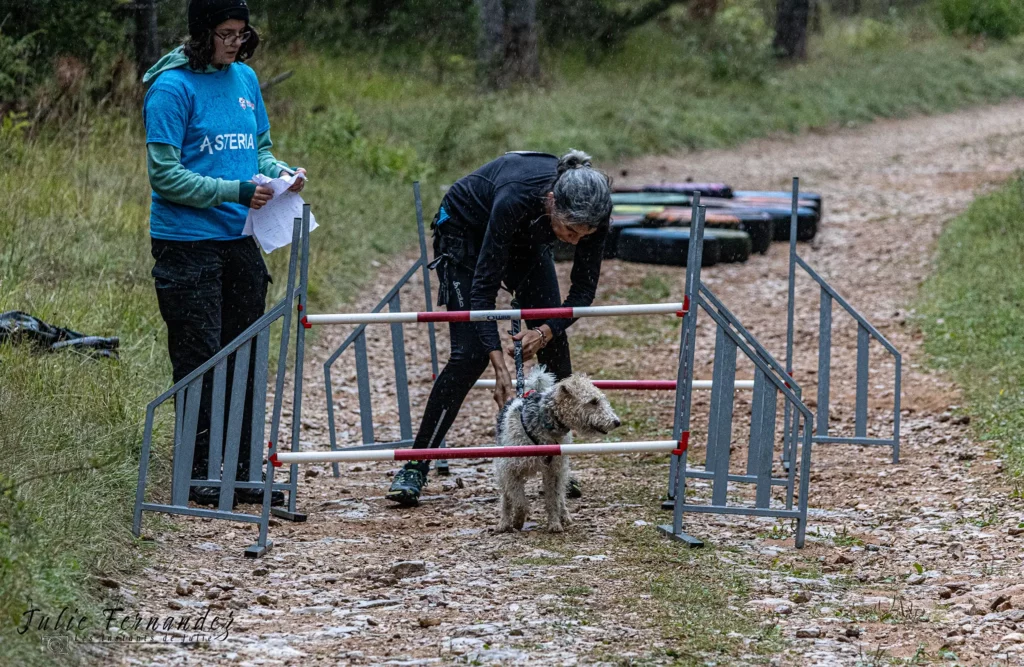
[307,302,688,325]
[300,197,816,550]
[322,183,446,478]
[473,379,756,391]
[133,212,314,557]
[321,186,755,480]
[273,440,681,465]
[662,178,903,513]
[135,189,822,557]
[782,177,901,467]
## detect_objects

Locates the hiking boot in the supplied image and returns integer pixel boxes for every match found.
[386,468,426,507]
[235,487,286,506]
[189,486,224,507]
[566,476,582,499]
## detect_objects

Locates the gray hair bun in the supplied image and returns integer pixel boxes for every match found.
[552,149,611,229]
[557,149,592,175]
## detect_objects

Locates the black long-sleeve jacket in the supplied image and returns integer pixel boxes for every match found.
[440,152,608,352]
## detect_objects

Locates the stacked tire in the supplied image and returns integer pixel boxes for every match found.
[553,184,822,266]
[616,228,724,266]
[646,207,773,255]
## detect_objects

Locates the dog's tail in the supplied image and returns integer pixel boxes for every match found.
[525,365,557,393]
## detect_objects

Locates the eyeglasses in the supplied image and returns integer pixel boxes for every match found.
[213,30,251,46]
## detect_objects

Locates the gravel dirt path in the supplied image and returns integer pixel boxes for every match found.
[120,102,1024,666]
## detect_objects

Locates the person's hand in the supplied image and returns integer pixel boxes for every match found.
[287,168,307,193]
[250,184,274,210]
[506,326,549,361]
[489,350,514,408]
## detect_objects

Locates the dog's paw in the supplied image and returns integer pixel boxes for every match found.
[560,512,573,527]
[495,522,515,533]
[547,522,564,533]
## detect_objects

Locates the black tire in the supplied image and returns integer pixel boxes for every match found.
[612,192,691,207]
[604,216,646,259]
[616,228,723,267]
[613,194,818,243]
[733,190,823,218]
[706,229,753,263]
[720,205,818,242]
[615,183,734,199]
[737,217,773,254]
[763,208,818,241]
[646,208,773,255]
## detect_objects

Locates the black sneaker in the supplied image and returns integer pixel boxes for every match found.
[566,477,582,499]
[386,468,426,507]
[234,469,285,506]
[189,486,225,507]
[235,487,286,506]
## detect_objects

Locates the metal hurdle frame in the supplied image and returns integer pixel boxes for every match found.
[133,209,313,558]
[783,177,902,464]
[322,183,450,478]
[660,200,815,548]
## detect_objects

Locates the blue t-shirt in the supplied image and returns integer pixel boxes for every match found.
[144,63,270,241]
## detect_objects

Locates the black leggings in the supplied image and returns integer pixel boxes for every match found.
[407,238,572,473]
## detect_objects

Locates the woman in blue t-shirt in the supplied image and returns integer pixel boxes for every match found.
[142,0,305,507]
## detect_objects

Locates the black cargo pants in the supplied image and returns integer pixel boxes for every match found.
[151,237,270,481]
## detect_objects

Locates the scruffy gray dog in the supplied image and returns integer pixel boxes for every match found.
[494,367,620,533]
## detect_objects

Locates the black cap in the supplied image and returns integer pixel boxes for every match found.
[188,0,249,37]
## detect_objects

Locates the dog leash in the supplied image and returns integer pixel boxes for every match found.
[509,312,525,398]
[517,392,552,464]
[509,306,551,460]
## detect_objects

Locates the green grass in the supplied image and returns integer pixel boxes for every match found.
[601,523,784,665]
[919,175,1024,483]
[0,118,166,666]
[6,15,1024,665]
[266,25,1024,178]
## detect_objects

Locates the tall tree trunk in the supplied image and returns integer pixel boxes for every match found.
[689,0,719,23]
[134,0,160,79]
[499,0,539,87]
[773,0,810,60]
[476,0,506,88]
[476,0,540,89]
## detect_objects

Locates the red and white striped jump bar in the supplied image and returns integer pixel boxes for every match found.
[472,379,755,391]
[303,302,686,326]
[270,439,683,465]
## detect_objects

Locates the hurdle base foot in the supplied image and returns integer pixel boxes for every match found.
[434,461,450,476]
[657,525,704,548]
[272,508,307,522]
[661,499,675,511]
[244,540,273,558]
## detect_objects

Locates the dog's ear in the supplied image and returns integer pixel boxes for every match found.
[558,382,574,399]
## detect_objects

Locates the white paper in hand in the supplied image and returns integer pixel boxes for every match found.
[243,171,317,253]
